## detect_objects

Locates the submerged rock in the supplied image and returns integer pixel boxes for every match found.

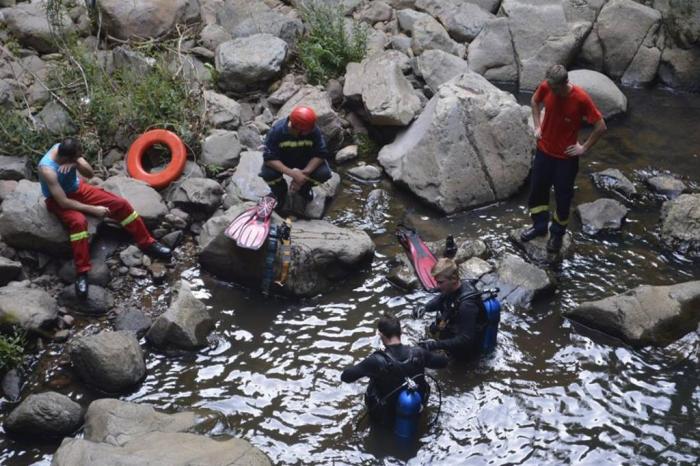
[566,280,700,347]
[660,194,700,258]
[379,70,532,213]
[479,253,554,309]
[509,228,572,264]
[4,392,82,437]
[576,198,628,235]
[646,175,687,199]
[198,204,374,297]
[146,281,213,350]
[590,168,636,198]
[69,331,146,393]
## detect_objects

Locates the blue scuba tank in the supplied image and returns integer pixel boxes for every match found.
[394,378,422,439]
[481,291,501,353]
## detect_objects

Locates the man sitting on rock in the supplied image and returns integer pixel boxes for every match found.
[38,138,171,299]
[259,106,332,211]
[522,64,607,253]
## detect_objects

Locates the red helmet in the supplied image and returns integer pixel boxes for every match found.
[289,106,317,133]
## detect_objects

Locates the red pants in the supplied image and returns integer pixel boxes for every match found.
[45,182,155,274]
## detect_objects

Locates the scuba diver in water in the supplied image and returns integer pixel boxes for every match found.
[341,313,448,435]
[416,258,501,360]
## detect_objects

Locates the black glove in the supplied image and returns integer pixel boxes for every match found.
[418,339,440,352]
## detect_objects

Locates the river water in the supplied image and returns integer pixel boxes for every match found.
[1,88,699,465]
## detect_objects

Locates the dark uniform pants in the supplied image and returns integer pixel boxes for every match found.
[259,161,332,207]
[527,149,579,236]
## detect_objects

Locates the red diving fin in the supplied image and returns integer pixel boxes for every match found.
[396,224,438,291]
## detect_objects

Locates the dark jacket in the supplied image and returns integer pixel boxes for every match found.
[262,117,329,168]
[341,343,448,423]
[424,280,488,360]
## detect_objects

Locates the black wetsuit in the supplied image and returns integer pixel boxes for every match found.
[341,343,448,425]
[424,280,488,360]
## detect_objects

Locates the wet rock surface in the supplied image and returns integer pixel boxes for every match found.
[576,198,629,235]
[4,392,82,437]
[660,193,700,258]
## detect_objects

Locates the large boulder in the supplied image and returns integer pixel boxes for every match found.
[58,284,114,316]
[658,46,700,92]
[0,282,57,332]
[2,1,72,53]
[167,178,224,217]
[203,90,241,130]
[565,281,700,347]
[83,399,217,446]
[416,49,470,93]
[646,175,687,199]
[216,0,303,45]
[588,0,663,81]
[69,331,146,393]
[224,151,270,205]
[467,17,518,83]
[52,432,271,466]
[660,194,700,258]
[344,51,420,126]
[198,204,375,297]
[96,0,200,41]
[4,392,82,437]
[0,155,30,180]
[576,198,628,235]
[146,281,214,349]
[278,85,345,149]
[200,129,242,170]
[102,176,168,228]
[215,34,288,92]
[568,69,627,119]
[415,0,494,42]
[479,253,554,309]
[399,10,465,57]
[500,0,592,91]
[378,70,532,214]
[35,101,77,135]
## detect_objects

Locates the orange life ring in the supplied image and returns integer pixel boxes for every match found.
[126,129,187,190]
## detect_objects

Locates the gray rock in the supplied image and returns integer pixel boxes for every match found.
[167,53,212,84]
[4,392,82,437]
[500,0,592,91]
[336,145,359,164]
[0,282,57,332]
[459,257,493,281]
[359,1,393,23]
[378,70,532,213]
[390,34,413,55]
[112,46,155,76]
[409,14,466,57]
[59,284,114,316]
[224,151,270,206]
[660,193,700,258]
[203,91,241,130]
[217,0,303,45]
[568,69,628,119]
[343,51,421,126]
[114,308,152,338]
[0,256,22,286]
[146,281,213,349]
[215,34,288,92]
[52,431,272,466]
[347,164,382,182]
[267,73,303,107]
[200,129,242,169]
[167,178,224,217]
[35,101,76,135]
[58,260,111,287]
[590,168,637,198]
[1,368,22,402]
[467,17,518,83]
[416,49,470,93]
[0,155,29,180]
[658,46,700,92]
[566,281,700,347]
[84,398,217,446]
[238,124,263,150]
[361,188,390,232]
[160,231,183,249]
[415,0,494,42]
[102,176,168,228]
[69,331,146,393]
[119,245,143,268]
[387,255,419,291]
[509,228,573,264]
[277,85,345,150]
[646,175,687,198]
[2,1,71,53]
[576,198,628,235]
[97,0,200,40]
[479,253,554,309]
[199,204,375,296]
[295,172,341,220]
[0,180,19,202]
[199,24,232,51]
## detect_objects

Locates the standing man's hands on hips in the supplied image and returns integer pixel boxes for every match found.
[565,142,586,157]
[534,126,542,140]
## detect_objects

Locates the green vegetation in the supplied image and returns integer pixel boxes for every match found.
[0,329,25,373]
[297,1,368,85]
[356,133,380,159]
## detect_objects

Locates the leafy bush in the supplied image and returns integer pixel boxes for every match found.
[297,1,368,85]
[0,329,25,372]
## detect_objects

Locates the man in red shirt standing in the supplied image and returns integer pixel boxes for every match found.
[521,64,607,253]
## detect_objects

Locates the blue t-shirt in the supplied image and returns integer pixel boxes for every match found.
[38,144,80,198]
[262,117,329,169]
